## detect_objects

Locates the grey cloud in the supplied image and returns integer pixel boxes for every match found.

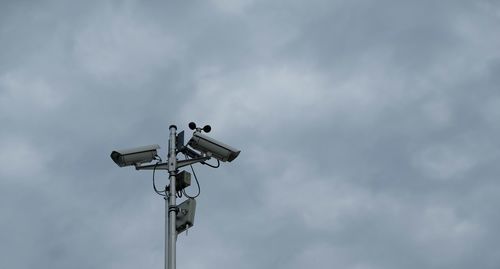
[1,1,500,269]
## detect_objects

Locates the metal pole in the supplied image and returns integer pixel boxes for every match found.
[164,196,168,269]
[166,125,177,269]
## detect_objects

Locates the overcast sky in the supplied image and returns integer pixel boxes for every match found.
[1,0,500,268]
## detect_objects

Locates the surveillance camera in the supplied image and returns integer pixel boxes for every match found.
[188,132,240,162]
[110,144,160,167]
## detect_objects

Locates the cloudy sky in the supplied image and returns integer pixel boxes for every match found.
[1,0,500,268]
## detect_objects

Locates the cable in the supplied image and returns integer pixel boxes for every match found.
[152,161,166,196]
[182,154,201,198]
[202,159,220,168]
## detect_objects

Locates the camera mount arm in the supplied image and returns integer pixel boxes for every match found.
[135,156,211,171]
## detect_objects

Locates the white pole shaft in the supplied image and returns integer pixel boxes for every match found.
[166,125,177,269]
[164,196,168,269]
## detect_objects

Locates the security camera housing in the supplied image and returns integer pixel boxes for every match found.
[188,132,240,162]
[111,144,160,167]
